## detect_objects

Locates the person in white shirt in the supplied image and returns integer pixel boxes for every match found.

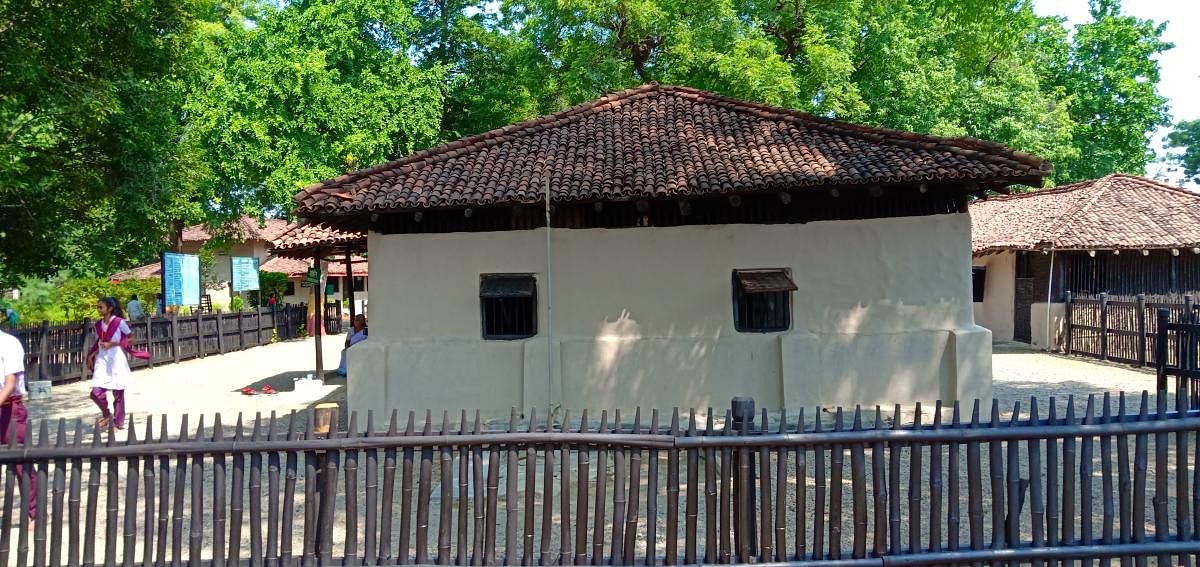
[125,294,144,321]
[0,328,36,520]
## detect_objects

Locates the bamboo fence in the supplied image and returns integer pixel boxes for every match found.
[0,393,1199,566]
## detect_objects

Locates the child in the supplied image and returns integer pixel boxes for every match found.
[87,296,132,429]
[0,325,36,520]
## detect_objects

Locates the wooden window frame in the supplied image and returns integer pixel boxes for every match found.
[480,274,538,340]
[732,269,795,333]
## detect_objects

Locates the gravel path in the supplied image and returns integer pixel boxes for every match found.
[23,337,347,439]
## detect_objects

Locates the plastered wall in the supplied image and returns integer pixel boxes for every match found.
[349,214,992,417]
[973,252,1016,343]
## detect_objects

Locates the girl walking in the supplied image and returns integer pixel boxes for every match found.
[87,296,133,429]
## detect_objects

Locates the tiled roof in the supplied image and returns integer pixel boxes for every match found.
[261,256,368,278]
[970,174,1200,255]
[183,216,294,243]
[271,223,366,259]
[296,83,1050,217]
[110,262,162,281]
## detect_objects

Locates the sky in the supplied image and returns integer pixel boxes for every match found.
[1033,0,1199,185]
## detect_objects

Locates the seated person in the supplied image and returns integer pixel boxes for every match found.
[336,315,367,376]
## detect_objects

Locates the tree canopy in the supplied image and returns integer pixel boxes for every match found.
[0,0,1179,285]
[1166,120,1200,186]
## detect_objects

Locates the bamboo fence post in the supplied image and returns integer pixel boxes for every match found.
[1100,395,1115,567]
[484,411,500,566]
[719,409,732,564]
[668,409,682,566]
[141,417,156,567]
[189,416,206,567]
[1063,398,1078,567]
[362,410,376,567]
[988,400,1005,557]
[379,411,398,565]
[50,421,67,567]
[33,420,48,567]
[1081,396,1096,565]
[265,413,281,567]
[281,413,300,567]
[346,412,362,565]
[812,409,826,561]
[873,406,888,558]
[503,409,518,567]
[967,401,984,555]
[69,419,84,567]
[249,414,264,567]
[1047,400,1060,553]
[415,412,433,566]
[213,414,228,567]
[170,416,189,567]
[757,408,772,563]
[622,409,642,566]
[909,404,923,555]
[948,402,962,554]
[522,408,537,565]
[889,405,903,557]
[1029,399,1046,567]
[1133,394,1149,567]
[547,407,562,567]
[1154,394,1169,567]
[829,408,844,561]
[16,420,31,567]
[610,410,627,565]
[929,401,944,555]
[470,411,484,566]
[684,409,699,565]
[398,411,415,565]
[574,410,591,566]
[561,411,574,567]
[591,411,609,566]
[120,421,139,567]
[645,409,658,567]
[444,410,456,564]
[435,412,451,566]
[851,407,867,559]
[456,411,468,567]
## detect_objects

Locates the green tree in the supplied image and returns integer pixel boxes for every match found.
[184,0,447,220]
[1165,120,1200,185]
[0,0,208,286]
[1048,0,1172,182]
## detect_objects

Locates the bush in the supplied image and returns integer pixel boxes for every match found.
[230,296,244,312]
[251,271,290,307]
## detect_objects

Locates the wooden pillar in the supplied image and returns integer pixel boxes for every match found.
[1137,294,1147,367]
[1064,291,1073,356]
[37,320,50,381]
[313,248,325,379]
[344,249,356,323]
[1099,292,1109,361]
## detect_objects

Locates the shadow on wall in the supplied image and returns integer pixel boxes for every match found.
[576,289,985,412]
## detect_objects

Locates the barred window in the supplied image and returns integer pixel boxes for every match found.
[732,269,796,333]
[480,275,537,340]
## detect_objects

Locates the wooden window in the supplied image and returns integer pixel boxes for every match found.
[480,275,537,340]
[285,281,296,296]
[732,269,796,332]
[972,266,987,303]
[353,276,366,292]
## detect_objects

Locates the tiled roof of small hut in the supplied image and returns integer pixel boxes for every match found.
[183,216,293,243]
[295,83,1050,217]
[261,256,368,278]
[970,174,1200,255]
[270,223,366,259]
[111,262,162,281]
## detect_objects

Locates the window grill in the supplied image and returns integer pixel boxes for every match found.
[732,269,795,332]
[480,275,537,340]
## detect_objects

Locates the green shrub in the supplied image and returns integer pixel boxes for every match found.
[251,271,290,307]
[230,296,244,312]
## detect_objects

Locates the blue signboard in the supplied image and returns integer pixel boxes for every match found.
[231,256,261,292]
[161,252,201,307]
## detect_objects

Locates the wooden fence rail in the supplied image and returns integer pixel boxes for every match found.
[1066,292,1199,367]
[8,304,309,384]
[0,393,1199,566]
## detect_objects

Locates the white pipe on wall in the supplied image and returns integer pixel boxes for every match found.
[1045,248,1056,351]
[544,159,555,418]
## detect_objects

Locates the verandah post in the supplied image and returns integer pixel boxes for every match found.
[1157,308,1170,393]
[37,320,50,381]
[1064,291,1073,355]
[1100,292,1109,361]
[1137,294,1147,367]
